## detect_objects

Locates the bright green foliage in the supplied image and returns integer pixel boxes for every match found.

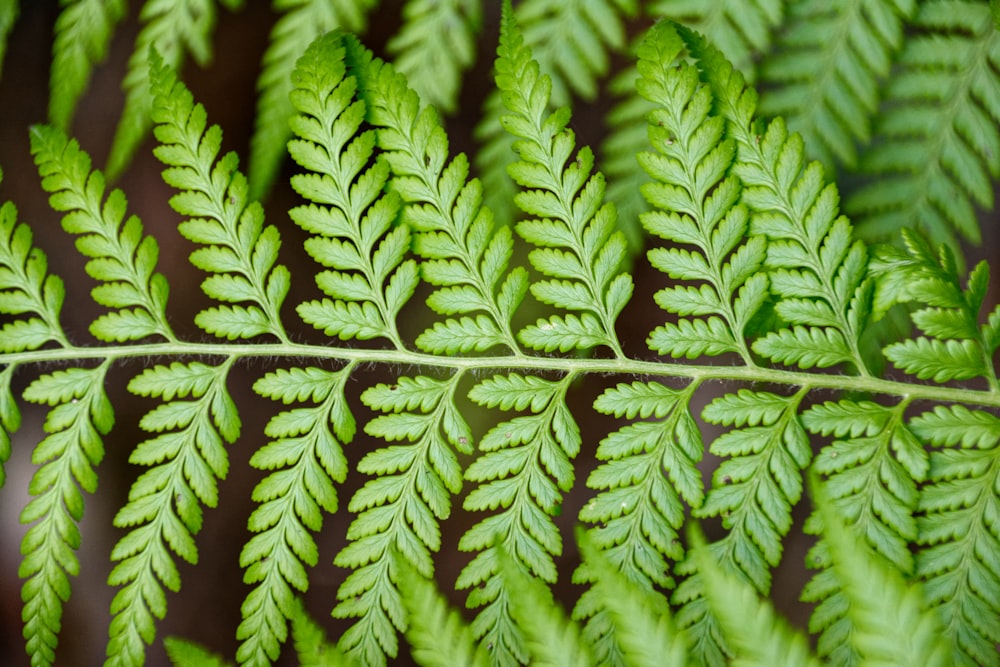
[19,363,113,667]
[395,554,490,667]
[106,359,239,667]
[388,0,481,114]
[30,125,175,343]
[236,366,355,667]
[48,0,126,130]
[165,636,232,667]
[873,229,1000,390]
[691,527,820,667]
[248,0,378,201]
[650,0,784,79]
[497,7,631,356]
[575,380,702,664]
[816,478,952,667]
[759,0,916,171]
[634,21,766,363]
[334,372,472,666]
[602,0,785,254]
[105,0,239,180]
[847,1,1000,251]
[8,5,1000,667]
[914,406,1000,666]
[576,529,688,667]
[458,371,580,666]
[0,172,68,353]
[475,0,636,224]
[800,398,925,665]
[501,550,596,667]
[287,33,415,348]
[150,51,291,344]
[344,34,525,354]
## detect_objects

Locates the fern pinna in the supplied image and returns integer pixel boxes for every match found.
[3,3,1000,667]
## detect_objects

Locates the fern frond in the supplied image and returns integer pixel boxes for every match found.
[343,34,525,354]
[872,229,1000,391]
[289,597,356,667]
[475,0,636,225]
[913,405,1000,666]
[105,359,239,667]
[800,398,925,665]
[575,381,702,664]
[758,0,916,171]
[846,1,1000,252]
[287,32,416,348]
[19,363,113,667]
[815,475,952,667]
[150,50,291,344]
[105,0,231,180]
[247,0,378,201]
[681,24,875,377]
[650,0,784,80]
[634,20,766,363]
[236,366,355,667]
[497,4,632,356]
[333,373,472,666]
[500,549,596,667]
[388,0,481,115]
[690,526,820,667]
[48,0,127,130]
[576,523,688,667]
[458,372,580,666]
[395,554,489,667]
[165,636,232,667]
[601,0,785,250]
[0,178,69,351]
[30,124,175,343]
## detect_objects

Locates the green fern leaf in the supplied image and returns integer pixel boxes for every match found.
[289,597,357,667]
[634,19,765,364]
[576,528,688,667]
[815,476,952,667]
[913,405,1000,666]
[105,359,238,667]
[236,366,354,667]
[30,124,175,343]
[334,373,472,666]
[691,526,820,667]
[759,0,916,170]
[475,0,636,226]
[342,33,525,354]
[165,636,233,667]
[395,554,489,667]
[149,50,290,343]
[496,0,631,356]
[847,1,1000,252]
[106,0,233,180]
[247,0,378,201]
[19,363,113,667]
[500,549,595,667]
[388,0,481,114]
[287,32,416,348]
[574,378,703,665]
[0,182,68,351]
[800,398,925,665]
[48,0,126,130]
[458,371,579,666]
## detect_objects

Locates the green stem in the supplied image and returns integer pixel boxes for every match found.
[2,343,997,408]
